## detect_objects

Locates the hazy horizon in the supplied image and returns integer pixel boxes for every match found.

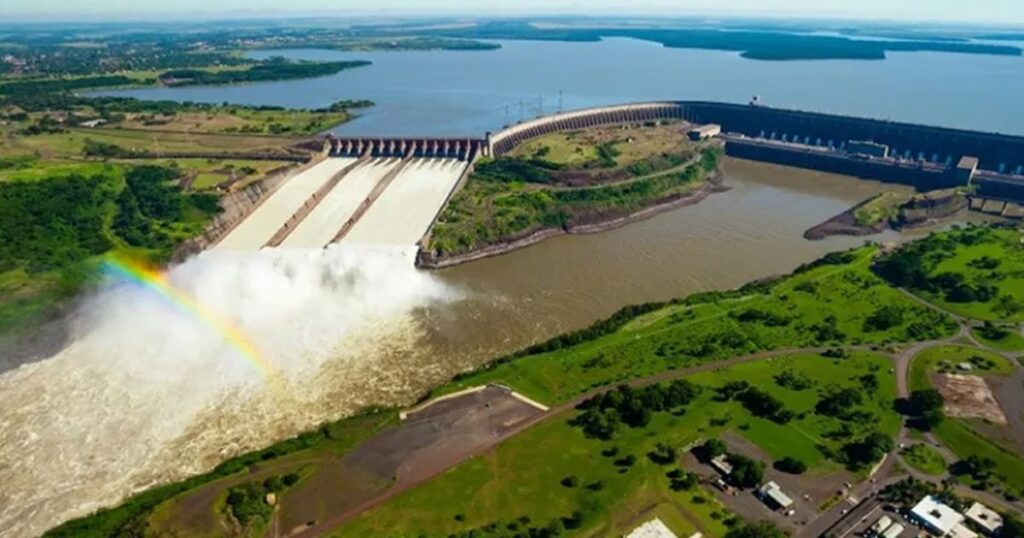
[3,1,1023,26]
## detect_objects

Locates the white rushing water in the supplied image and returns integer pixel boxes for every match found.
[0,245,458,538]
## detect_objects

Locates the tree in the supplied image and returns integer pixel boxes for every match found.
[774,457,808,474]
[816,387,863,417]
[908,389,945,430]
[725,521,786,538]
[667,469,698,491]
[727,454,765,488]
[864,305,905,331]
[910,389,944,414]
[952,455,997,482]
[699,438,727,461]
[842,432,894,469]
[648,442,678,465]
[999,512,1024,538]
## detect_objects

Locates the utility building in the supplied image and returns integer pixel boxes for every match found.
[688,124,722,141]
[756,481,793,510]
[847,140,890,159]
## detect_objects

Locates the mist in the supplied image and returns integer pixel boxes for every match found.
[0,245,458,538]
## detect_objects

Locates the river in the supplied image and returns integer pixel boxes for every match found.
[4,37,1007,537]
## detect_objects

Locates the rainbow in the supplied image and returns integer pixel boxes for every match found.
[102,254,277,380]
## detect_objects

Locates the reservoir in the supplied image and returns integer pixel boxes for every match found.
[96,37,1024,137]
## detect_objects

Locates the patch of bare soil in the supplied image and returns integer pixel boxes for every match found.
[934,373,1008,424]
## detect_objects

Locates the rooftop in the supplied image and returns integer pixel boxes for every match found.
[626,518,679,538]
[957,156,980,170]
[911,496,965,535]
[965,502,1003,533]
[758,481,794,508]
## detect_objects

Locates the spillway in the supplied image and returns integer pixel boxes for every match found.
[280,158,401,249]
[342,159,466,246]
[214,158,356,250]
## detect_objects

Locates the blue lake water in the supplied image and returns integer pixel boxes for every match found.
[95,37,1024,137]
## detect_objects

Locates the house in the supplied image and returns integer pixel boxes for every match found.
[757,481,794,510]
[710,454,733,476]
[965,502,1003,535]
[910,496,975,538]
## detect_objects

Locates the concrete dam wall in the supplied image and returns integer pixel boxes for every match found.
[487,101,1024,201]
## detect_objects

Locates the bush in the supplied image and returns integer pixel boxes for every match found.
[773,457,808,474]
[648,442,678,465]
[727,454,764,488]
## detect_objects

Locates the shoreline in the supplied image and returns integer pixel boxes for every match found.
[417,171,728,269]
[804,189,972,241]
[803,195,891,240]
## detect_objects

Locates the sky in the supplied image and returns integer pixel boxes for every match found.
[2,0,1023,25]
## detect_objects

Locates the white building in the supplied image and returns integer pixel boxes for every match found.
[910,496,977,538]
[625,518,678,538]
[965,502,1003,535]
[757,481,794,510]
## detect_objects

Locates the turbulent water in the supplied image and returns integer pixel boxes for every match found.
[0,246,458,538]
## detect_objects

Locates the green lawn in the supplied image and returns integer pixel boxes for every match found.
[934,419,1024,493]
[972,325,1024,352]
[908,345,1013,392]
[336,352,898,537]
[876,226,1024,322]
[0,157,116,182]
[901,444,947,476]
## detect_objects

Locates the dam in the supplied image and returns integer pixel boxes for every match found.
[211,100,1024,256]
[213,142,472,252]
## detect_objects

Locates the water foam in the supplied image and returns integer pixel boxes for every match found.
[0,245,456,537]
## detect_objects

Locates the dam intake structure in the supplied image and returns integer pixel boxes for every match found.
[209,100,1024,261]
[487,101,1024,200]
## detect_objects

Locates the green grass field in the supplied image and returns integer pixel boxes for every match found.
[972,325,1024,352]
[853,192,909,227]
[877,227,1024,322]
[934,419,1024,493]
[901,444,947,476]
[907,345,1013,392]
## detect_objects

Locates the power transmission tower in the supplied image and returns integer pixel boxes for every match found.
[558,90,564,114]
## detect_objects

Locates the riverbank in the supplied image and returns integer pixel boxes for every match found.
[804,189,969,240]
[418,169,728,269]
